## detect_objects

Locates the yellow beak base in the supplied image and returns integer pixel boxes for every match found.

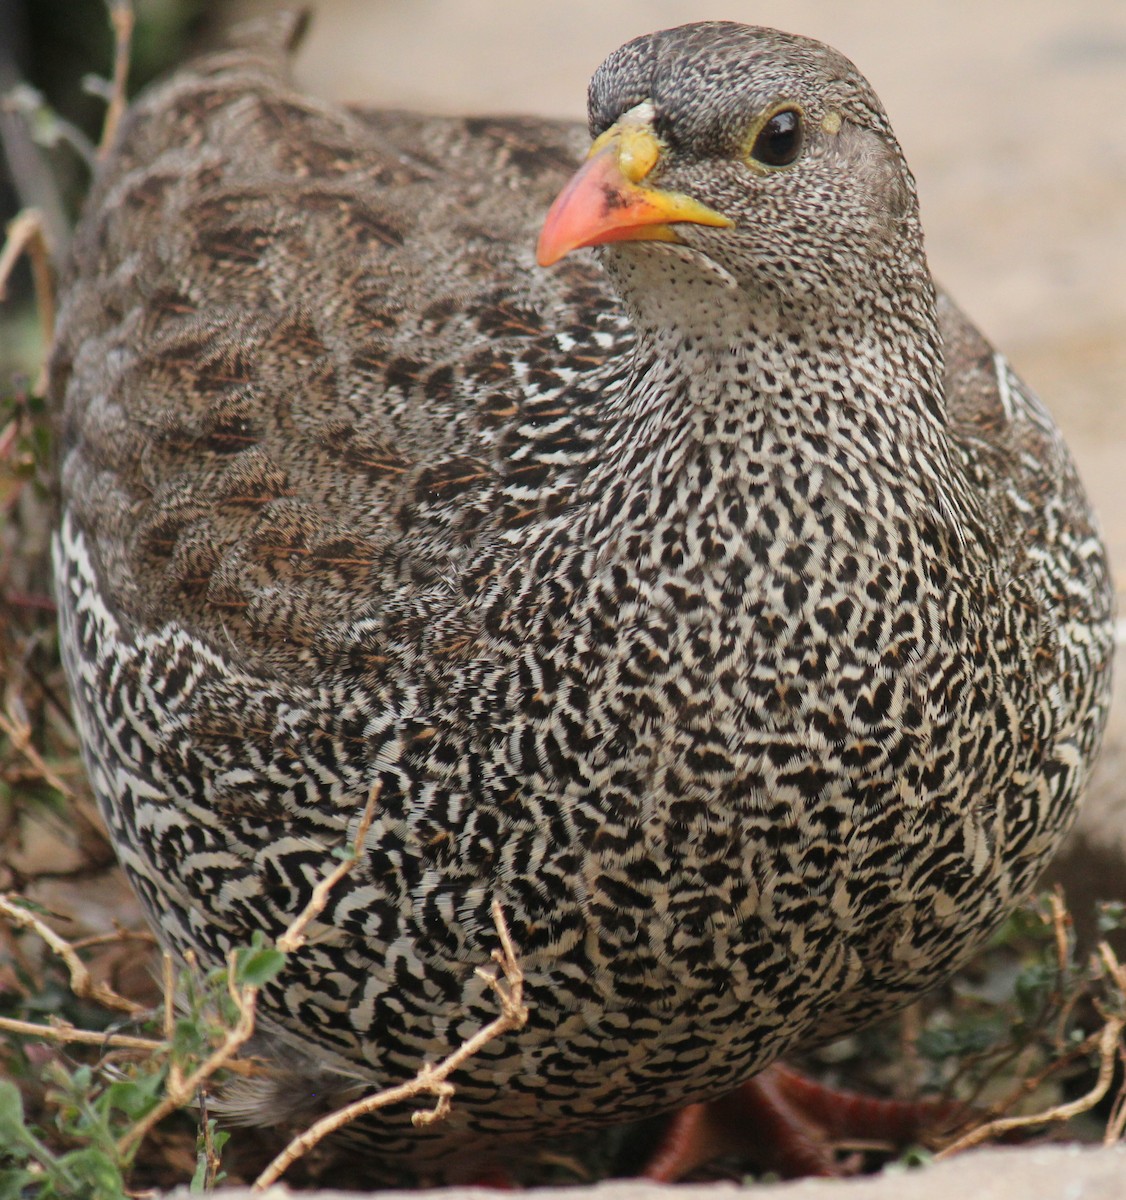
[536,126,732,267]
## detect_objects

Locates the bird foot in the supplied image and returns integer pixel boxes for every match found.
[641,1063,963,1182]
[465,1169,519,1189]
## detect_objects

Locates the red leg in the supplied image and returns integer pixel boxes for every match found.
[769,1062,964,1143]
[641,1063,962,1182]
[464,1169,519,1189]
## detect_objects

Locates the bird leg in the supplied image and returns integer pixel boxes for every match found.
[641,1063,963,1182]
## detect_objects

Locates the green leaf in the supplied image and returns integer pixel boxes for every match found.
[898,1145,934,1168]
[1014,961,1054,1019]
[916,1018,1002,1061]
[1097,901,1126,934]
[52,1146,128,1200]
[173,1015,208,1059]
[104,1074,163,1121]
[0,1168,36,1200]
[191,1155,208,1191]
[0,1081,29,1146]
[235,945,286,988]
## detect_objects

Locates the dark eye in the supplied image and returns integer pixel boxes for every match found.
[750,109,803,167]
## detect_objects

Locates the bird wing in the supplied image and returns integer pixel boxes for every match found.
[52,43,634,692]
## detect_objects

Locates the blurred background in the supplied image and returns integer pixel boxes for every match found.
[1,0,1125,897]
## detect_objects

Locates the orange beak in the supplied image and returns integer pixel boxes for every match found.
[536,121,733,267]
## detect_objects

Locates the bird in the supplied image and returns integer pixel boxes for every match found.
[50,15,1115,1183]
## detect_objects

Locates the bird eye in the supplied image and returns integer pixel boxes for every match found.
[750,109,803,168]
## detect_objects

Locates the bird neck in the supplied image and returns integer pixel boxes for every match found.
[604,241,946,453]
[590,245,979,562]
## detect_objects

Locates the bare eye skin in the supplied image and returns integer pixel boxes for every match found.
[751,109,804,167]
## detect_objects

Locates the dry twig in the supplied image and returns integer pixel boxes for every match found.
[1046,887,1086,1048]
[116,783,385,1156]
[938,893,1084,1114]
[937,1019,1122,1157]
[1104,1041,1126,1146]
[275,781,380,955]
[97,1,134,159]
[252,898,529,1191]
[0,209,54,356]
[0,779,386,1167]
[0,1011,257,1079]
[938,941,1126,1157]
[0,709,73,801]
[70,928,158,953]
[1049,888,1071,977]
[116,948,261,1157]
[1100,945,1126,1147]
[163,952,183,1098]
[0,892,144,1016]
[0,907,265,1074]
[0,1015,160,1054]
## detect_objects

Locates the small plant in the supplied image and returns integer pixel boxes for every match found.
[0,904,285,1199]
[191,1118,230,1192]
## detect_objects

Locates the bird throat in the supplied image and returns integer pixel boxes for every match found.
[603,265,947,484]
[581,243,967,586]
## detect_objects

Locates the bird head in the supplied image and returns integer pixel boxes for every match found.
[538,22,926,319]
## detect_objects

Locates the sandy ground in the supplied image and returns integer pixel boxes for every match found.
[222,0,1126,872]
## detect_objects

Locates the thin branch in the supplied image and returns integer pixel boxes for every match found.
[97,1,134,159]
[0,1013,261,1079]
[936,1014,1122,1157]
[1047,888,1085,1049]
[1049,888,1071,978]
[0,708,72,800]
[163,953,184,1097]
[896,1002,924,1098]
[0,893,145,1016]
[940,895,1084,1113]
[117,949,260,1158]
[0,210,53,391]
[0,1015,160,1053]
[938,940,1126,1157]
[1098,943,1126,1147]
[252,898,528,1191]
[70,929,158,952]
[973,1028,1103,1131]
[197,1092,224,1189]
[116,782,381,1158]
[1105,1040,1126,1146]
[275,782,380,954]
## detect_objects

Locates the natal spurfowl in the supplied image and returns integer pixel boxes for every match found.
[51,17,1114,1181]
